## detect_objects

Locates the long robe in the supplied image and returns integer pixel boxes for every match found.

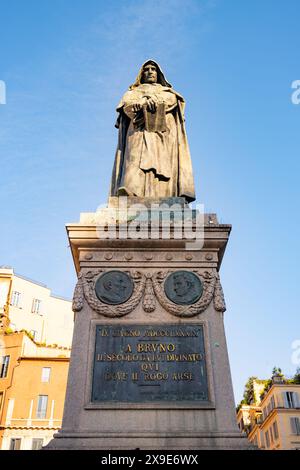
[110,73,195,202]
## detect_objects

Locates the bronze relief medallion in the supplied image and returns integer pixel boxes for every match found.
[164,271,203,305]
[95,271,133,305]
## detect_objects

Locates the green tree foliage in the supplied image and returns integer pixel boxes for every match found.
[272,366,283,376]
[237,376,258,411]
[243,376,258,404]
[292,367,300,384]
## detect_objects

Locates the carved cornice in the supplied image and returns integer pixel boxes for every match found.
[66,220,231,274]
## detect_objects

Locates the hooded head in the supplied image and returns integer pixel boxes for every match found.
[129,60,172,89]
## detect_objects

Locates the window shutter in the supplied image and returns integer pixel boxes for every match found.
[294,392,300,408]
[282,392,288,408]
[273,421,279,440]
[265,430,270,448]
[291,417,297,434]
[15,439,21,450]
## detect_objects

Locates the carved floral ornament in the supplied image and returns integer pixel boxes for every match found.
[72,269,226,318]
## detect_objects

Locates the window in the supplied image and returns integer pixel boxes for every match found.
[10,291,21,307]
[36,395,48,419]
[31,299,42,314]
[270,396,275,410]
[41,367,51,383]
[269,426,274,443]
[265,430,270,448]
[256,413,263,425]
[32,438,43,450]
[273,421,279,440]
[284,391,299,408]
[290,417,300,435]
[262,407,267,420]
[0,355,10,378]
[9,438,21,450]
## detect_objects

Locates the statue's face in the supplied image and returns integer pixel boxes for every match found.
[173,276,190,297]
[142,63,157,84]
[105,275,127,297]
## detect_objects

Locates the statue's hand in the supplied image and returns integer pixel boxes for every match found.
[132,103,142,113]
[132,96,157,113]
[146,97,157,112]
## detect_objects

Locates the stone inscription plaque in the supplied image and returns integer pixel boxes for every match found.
[91,324,208,403]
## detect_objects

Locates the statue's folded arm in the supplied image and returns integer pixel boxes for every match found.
[122,89,178,120]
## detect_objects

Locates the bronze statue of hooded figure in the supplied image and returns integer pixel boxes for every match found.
[110,60,196,202]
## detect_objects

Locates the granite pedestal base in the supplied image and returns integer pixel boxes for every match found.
[46,200,252,450]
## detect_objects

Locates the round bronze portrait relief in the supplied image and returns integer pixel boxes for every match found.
[95,271,133,305]
[164,271,203,305]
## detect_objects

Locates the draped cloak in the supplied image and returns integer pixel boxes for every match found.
[109,61,196,203]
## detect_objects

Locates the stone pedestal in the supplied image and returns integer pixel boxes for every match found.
[46,198,250,449]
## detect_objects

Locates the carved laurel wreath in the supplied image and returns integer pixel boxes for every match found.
[73,269,145,318]
[72,269,226,318]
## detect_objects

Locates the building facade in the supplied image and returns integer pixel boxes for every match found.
[0,267,73,347]
[237,378,300,450]
[0,267,73,450]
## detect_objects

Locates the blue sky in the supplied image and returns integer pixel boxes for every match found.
[1,0,300,403]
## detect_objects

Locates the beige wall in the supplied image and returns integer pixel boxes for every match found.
[46,294,74,347]
[0,269,12,314]
[0,269,74,348]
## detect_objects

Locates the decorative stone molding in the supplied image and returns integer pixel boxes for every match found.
[213,273,226,313]
[73,269,226,317]
[73,270,145,317]
[72,272,84,312]
[142,273,156,313]
[151,270,216,317]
